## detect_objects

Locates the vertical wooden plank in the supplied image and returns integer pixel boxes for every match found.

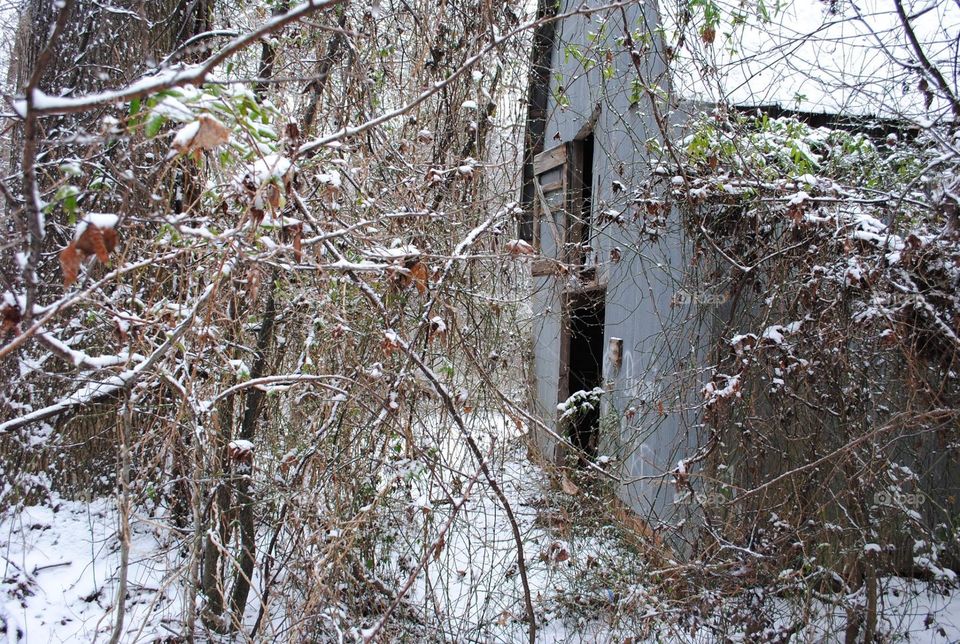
[565,140,584,266]
[557,299,571,414]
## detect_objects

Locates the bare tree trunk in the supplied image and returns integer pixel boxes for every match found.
[256,1,289,100]
[108,394,133,644]
[301,7,347,137]
[200,293,238,630]
[228,273,279,629]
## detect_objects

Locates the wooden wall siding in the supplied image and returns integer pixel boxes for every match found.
[532,143,568,271]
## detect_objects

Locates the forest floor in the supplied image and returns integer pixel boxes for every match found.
[2,418,960,642]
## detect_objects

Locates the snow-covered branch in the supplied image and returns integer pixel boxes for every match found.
[12,0,345,117]
[0,264,229,433]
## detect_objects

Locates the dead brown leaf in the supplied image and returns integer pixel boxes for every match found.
[0,300,21,335]
[409,261,429,295]
[170,115,230,160]
[505,239,534,256]
[60,221,119,286]
[560,473,580,496]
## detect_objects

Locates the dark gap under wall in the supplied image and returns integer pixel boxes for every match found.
[518,0,558,242]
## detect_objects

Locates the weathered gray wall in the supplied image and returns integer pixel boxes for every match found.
[528,1,714,529]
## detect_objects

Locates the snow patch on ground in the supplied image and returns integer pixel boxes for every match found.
[1,498,183,642]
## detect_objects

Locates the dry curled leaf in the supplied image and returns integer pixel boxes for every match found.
[382,330,401,356]
[59,244,81,287]
[284,121,300,143]
[170,114,230,161]
[228,439,255,464]
[60,215,119,286]
[560,473,580,496]
[787,203,805,225]
[279,451,298,476]
[261,183,282,211]
[428,316,447,344]
[409,261,429,295]
[543,540,570,563]
[505,239,534,256]
[390,258,429,294]
[114,317,128,343]
[0,300,21,335]
[291,224,303,262]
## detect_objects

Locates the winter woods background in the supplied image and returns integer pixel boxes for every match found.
[1,0,542,639]
[0,0,958,642]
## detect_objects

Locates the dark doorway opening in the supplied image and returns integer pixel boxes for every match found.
[564,294,605,460]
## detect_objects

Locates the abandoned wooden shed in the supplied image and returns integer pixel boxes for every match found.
[518,0,960,545]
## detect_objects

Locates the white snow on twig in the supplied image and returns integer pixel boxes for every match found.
[39,331,142,369]
[365,244,421,260]
[13,66,205,117]
[702,374,741,405]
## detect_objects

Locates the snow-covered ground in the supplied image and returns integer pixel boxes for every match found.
[1,498,184,642]
[3,413,960,642]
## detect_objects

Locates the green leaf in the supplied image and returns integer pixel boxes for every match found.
[60,161,83,177]
[129,98,141,117]
[757,0,770,22]
[64,193,78,216]
[629,78,644,105]
[256,126,277,140]
[54,184,80,204]
[145,114,167,138]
